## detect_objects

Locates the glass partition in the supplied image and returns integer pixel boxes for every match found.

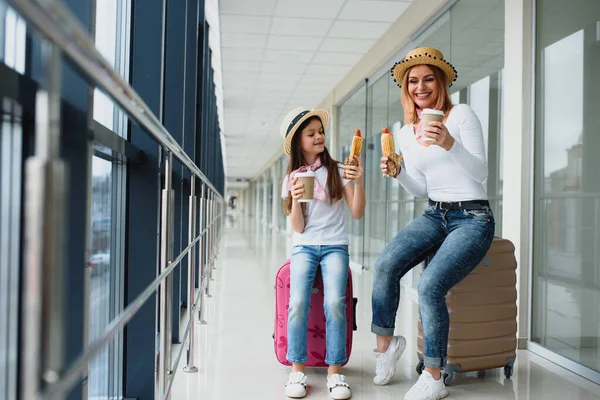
[88,0,131,397]
[532,0,600,376]
[338,85,367,266]
[333,0,506,284]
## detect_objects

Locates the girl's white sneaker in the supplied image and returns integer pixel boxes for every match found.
[326,374,352,400]
[285,371,308,398]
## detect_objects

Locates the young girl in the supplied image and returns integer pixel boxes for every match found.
[280,107,365,400]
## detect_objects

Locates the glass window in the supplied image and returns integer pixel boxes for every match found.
[0,98,23,400]
[386,75,418,288]
[278,155,287,231]
[88,0,131,398]
[364,75,390,268]
[266,169,273,228]
[94,0,131,134]
[1,4,26,74]
[88,156,117,398]
[334,0,505,283]
[446,0,505,236]
[337,85,367,266]
[532,0,600,374]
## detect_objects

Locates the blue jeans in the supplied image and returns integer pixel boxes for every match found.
[287,245,349,365]
[371,204,495,368]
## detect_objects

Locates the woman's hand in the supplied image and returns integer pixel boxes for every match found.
[423,121,455,151]
[344,156,364,183]
[380,156,400,178]
[290,176,305,200]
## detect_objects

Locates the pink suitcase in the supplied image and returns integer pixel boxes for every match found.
[274,259,357,367]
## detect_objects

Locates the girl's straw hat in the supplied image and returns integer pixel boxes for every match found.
[391,47,457,87]
[280,107,329,156]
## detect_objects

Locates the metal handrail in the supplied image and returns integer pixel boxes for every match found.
[537,192,600,199]
[34,216,220,400]
[7,0,223,199]
[8,1,228,399]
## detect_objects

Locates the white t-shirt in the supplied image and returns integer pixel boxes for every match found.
[396,104,488,202]
[281,165,351,246]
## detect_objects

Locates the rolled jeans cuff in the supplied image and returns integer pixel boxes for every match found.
[325,357,347,366]
[423,355,446,369]
[286,356,308,364]
[371,323,394,336]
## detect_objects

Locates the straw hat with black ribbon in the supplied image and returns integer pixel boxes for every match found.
[280,107,330,156]
[391,47,457,88]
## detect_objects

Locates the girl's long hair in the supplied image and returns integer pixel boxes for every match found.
[283,116,344,215]
[401,64,453,125]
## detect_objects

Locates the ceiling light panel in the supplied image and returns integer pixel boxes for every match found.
[300,74,342,85]
[263,49,315,63]
[220,0,277,16]
[329,20,391,39]
[312,52,362,66]
[261,62,309,73]
[220,15,272,34]
[221,47,265,62]
[274,0,346,19]
[338,1,411,22]
[319,37,376,53]
[267,35,323,51]
[271,17,334,37]
[221,33,269,49]
[258,71,303,84]
[305,63,348,75]
[222,61,263,72]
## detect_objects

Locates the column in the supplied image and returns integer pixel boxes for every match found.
[502,0,534,345]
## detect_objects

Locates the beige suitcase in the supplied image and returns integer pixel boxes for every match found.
[416,237,517,385]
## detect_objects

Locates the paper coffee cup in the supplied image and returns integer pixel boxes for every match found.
[421,109,445,142]
[296,171,315,202]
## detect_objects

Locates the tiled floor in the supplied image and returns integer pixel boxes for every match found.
[170,223,600,399]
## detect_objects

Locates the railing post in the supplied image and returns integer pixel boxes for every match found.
[21,44,67,400]
[209,191,215,280]
[218,199,223,253]
[200,183,211,305]
[183,177,198,373]
[220,200,223,249]
[213,193,218,262]
[214,199,218,258]
[158,151,174,397]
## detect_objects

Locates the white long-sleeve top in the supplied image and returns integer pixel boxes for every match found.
[396,104,488,202]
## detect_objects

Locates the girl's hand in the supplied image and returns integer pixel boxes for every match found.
[344,156,364,182]
[380,156,400,178]
[290,176,305,200]
[423,121,455,151]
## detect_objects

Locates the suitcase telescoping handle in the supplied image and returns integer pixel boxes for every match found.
[352,298,358,331]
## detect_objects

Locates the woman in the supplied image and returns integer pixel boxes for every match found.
[371,47,495,400]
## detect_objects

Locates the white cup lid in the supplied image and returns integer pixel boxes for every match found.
[295,171,315,177]
[422,108,445,116]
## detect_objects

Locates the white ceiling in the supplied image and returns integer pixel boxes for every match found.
[219,0,414,181]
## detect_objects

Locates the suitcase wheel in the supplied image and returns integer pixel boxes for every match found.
[443,372,453,386]
[416,361,424,375]
[504,365,513,379]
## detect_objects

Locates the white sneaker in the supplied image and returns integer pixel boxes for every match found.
[326,374,352,400]
[285,371,307,398]
[404,370,448,400]
[373,335,407,385]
